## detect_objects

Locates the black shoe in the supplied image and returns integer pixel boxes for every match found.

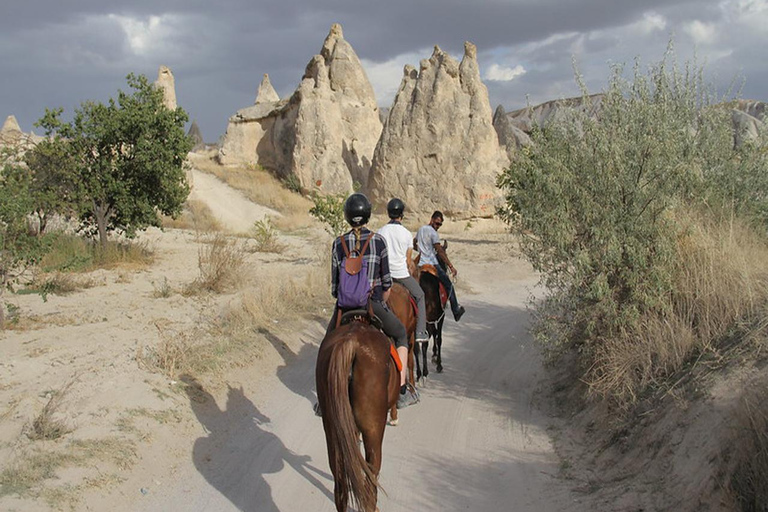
[453,306,466,322]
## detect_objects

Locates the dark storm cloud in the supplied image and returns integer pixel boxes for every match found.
[1,0,765,141]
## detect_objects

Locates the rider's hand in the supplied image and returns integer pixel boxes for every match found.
[449,265,458,278]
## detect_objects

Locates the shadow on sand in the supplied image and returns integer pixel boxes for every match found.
[181,375,332,512]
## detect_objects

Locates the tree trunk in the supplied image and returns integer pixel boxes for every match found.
[94,201,111,249]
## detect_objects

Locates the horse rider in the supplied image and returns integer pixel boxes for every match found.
[415,210,466,322]
[327,193,419,409]
[376,198,429,348]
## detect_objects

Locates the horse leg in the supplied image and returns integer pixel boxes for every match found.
[360,425,385,511]
[408,333,415,388]
[414,341,423,381]
[420,341,429,381]
[389,404,398,426]
[435,320,444,373]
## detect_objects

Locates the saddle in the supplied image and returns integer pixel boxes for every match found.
[334,306,402,373]
[419,265,449,308]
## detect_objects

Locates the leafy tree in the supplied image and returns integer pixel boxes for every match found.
[497,49,765,360]
[37,74,192,248]
[23,136,80,234]
[0,148,46,328]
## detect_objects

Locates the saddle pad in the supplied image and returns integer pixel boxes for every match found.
[390,343,402,372]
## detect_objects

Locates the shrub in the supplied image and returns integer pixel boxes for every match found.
[498,47,768,408]
[185,234,246,294]
[309,191,347,236]
[250,218,285,253]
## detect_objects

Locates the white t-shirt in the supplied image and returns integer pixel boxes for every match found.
[377,221,413,279]
[416,225,441,267]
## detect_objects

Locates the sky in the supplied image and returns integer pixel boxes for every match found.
[1,0,766,142]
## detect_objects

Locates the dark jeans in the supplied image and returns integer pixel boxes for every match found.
[326,300,408,348]
[435,265,460,316]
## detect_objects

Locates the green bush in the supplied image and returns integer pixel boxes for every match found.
[497,48,768,403]
[309,191,347,236]
[250,218,285,253]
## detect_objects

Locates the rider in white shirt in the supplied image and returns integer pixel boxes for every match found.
[377,198,429,347]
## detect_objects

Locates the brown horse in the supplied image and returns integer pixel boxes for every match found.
[386,282,417,425]
[410,242,448,377]
[316,320,400,512]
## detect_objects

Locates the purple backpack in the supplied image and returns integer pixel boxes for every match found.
[337,234,373,309]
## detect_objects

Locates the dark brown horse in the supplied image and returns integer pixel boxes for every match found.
[411,242,448,377]
[386,282,417,425]
[316,320,399,512]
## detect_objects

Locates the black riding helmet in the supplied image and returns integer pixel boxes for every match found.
[343,193,372,227]
[387,198,405,219]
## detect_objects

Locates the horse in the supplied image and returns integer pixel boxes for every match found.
[386,282,417,425]
[411,241,449,377]
[316,319,400,512]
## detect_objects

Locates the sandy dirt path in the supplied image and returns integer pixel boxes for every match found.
[129,256,585,512]
[188,168,280,232]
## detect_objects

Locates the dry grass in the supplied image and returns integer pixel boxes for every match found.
[140,252,330,379]
[152,277,173,298]
[26,380,76,441]
[183,233,247,295]
[191,154,313,224]
[726,373,768,511]
[161,198,222,232]
[39,234,154,273]
[586,211,768,408]
[0,437,136,499]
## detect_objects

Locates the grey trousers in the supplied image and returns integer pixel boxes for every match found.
[326,300,408,348]
[394,276,427,340]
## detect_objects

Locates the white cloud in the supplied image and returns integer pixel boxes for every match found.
[485,63,526,81]
[632,12,668,34]
[721,0,768,32]
[683,20,718,45]
[361,50,428,106]
[108,14,178,56]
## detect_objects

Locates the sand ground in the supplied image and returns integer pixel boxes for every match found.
[0,167,589,512]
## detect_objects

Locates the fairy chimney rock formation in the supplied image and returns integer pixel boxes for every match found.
[369,42,508,218]
[218,23,382,193]
[155,66,177,110]
[255,74,280,104]
[187,121,205,152]
[0,115,24,145]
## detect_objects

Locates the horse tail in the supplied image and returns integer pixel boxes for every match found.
[325,332,379,511]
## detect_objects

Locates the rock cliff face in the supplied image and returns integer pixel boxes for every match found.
[506,94,604,133]
[368,43,508,218]
[218,24,382,193]
[155,66,177,111]
[493,105,531,159]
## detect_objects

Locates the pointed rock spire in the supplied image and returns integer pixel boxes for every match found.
[155,65,177,110]
[255,74,280,104]
[1,115,22,134]
[369,41,508,218]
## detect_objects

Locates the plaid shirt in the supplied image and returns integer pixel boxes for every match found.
[331,228,392,302]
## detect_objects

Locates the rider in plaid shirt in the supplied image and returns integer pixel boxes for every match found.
[325,193,418,410]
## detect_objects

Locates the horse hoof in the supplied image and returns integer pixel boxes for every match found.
[436,365,443,373]
[389,418,399,426]
[431,355,437,363]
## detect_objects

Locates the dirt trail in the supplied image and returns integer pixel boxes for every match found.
[129,253,585,511]
[188,168,279,232]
